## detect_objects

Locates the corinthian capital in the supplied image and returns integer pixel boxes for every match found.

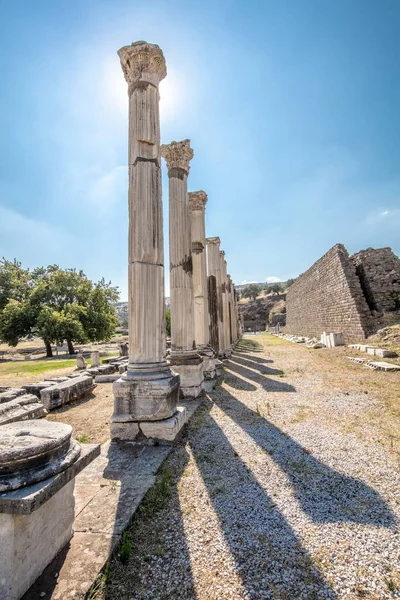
[118,41,167,88]
[206,237,221,246]
[189,190,208,211]
[161,139,194,176]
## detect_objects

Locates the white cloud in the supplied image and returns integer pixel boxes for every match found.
[265,276,282,283]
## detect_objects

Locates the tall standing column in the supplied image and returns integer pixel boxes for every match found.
[189,191,216,379]
[220,251,231,356]
[111,41,180,443]
[206,237,224,357]
[161,140,204,398]
[227,275,234,346]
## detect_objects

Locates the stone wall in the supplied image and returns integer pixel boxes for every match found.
[285,244,375,341]
[351,247,400,313]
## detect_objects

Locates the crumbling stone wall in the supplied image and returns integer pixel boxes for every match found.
[285,244,375,341]
[351,248,400,313]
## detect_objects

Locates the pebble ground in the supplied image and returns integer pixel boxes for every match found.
[100,335,400,600]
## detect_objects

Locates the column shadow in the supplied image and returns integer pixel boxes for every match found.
[226,359,295,393]
[189,398,338,600]
[212,387,396,528]
[229,354,283,376]
[101,443,197,600]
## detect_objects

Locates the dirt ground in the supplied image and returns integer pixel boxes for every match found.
[90,333,399,600]
[46,383,114,444]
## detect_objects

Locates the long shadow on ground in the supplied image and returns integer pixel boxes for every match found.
[189,397,338,600]
[221,361,395,528]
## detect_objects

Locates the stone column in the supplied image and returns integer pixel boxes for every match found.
[220,251,231,356]
[189,191,216,379]
[111,41,181,443]
[233,286,239,341]
[227,275,234,346]
[206,237,224,357]
[161,140,204,398]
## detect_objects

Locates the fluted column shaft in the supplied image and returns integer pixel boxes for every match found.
[227,275,234,345]
[220,253,231,354]
[161,140,197,357]
[189,191,210,348]
[207,238,224,355]
[119,43,168,372]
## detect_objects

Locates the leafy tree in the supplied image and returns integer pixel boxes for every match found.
[165,308,171,337]
[286,278,297,288]
[0,261,119,357]
[242,284,261,301]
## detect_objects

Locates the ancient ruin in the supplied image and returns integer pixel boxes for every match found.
[111,41,181,442]
[0,420,99,600]
[161,140,204,397]
[286,244,400,341]
[189,190,216,379]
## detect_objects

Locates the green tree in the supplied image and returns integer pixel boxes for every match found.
[165,308,171,337]
[0,262,119,357]
[243,284,261,301]
[286,278,296,288]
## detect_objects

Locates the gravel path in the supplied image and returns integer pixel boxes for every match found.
[101,335,400,600]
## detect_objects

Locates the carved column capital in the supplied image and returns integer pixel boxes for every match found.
[161,139,194,176]
[118,41,167,88]
[189,190,208,211]
[206,237,221,246]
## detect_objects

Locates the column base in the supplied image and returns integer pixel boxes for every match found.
[197,346,217,379]
[110,406,188,445]
[169,355,204,398]
[111,369,180,428]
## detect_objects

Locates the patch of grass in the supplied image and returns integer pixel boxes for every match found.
[139,464,173,518]
[77,433,89,443]
[87,562,110,600]
[0,357,76,376]
[118,531,132,564]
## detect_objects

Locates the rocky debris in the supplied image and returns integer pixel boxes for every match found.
[366,361,400,372]
[0,393,47,425]
[321,331,345,347]
[348,344,397,358]
[76,353,87,370]
[239,295,286,331]
[40,375,95,410]
[352,247,400,313]
[366,324,400,347]
[0,388,27,403]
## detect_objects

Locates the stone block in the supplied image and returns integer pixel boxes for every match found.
[366,361,400,372]
[170,359,204,398]
[21,382,53,398]
[140,406,188,443]
[40,376,95,411]
[0,394,47,425]
[366,346,377,355]
[110,421,140,441]
[374,348,397,358]
[112,372,180,423]
[0,389,26,404]
[95,374,121,384]
[91,351,100,368]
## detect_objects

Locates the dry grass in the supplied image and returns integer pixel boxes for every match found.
[257,333,400,460]
[47,383,114,444]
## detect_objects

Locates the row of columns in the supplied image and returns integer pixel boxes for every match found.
[111,40,240,442]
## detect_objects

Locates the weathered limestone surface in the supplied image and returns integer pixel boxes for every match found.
[91,351,100,368]
[207,237,223,356]
[111,41,180,439]
[189,190,216,379]
[0,394,47,426]
[76,354,87,370]
[161,140,204,397]
[286,244,375,342]
[352,247,400,313]
[220,251,231,356]
[40,375,95,411]
[0,437,99,600]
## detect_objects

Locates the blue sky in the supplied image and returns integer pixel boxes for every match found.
[0,0,399,299]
